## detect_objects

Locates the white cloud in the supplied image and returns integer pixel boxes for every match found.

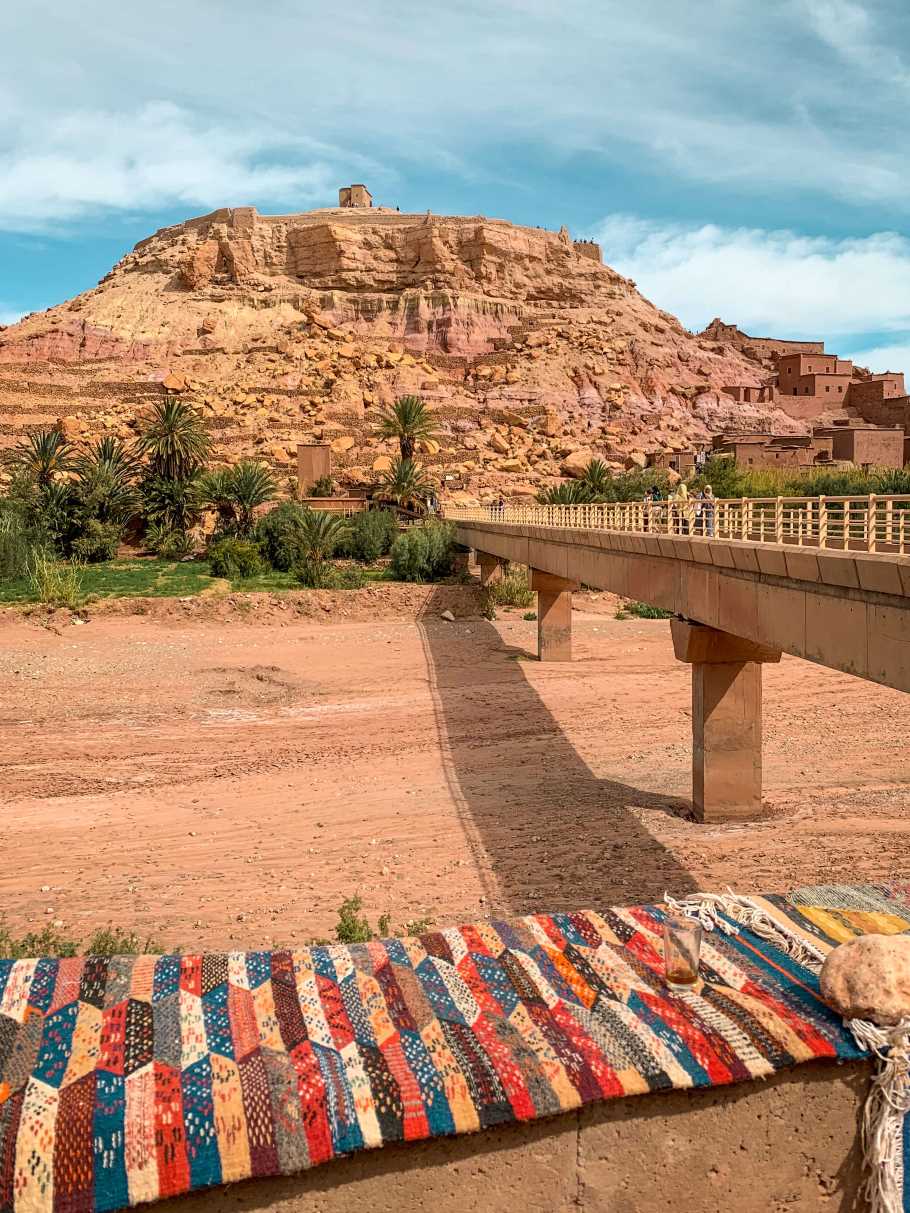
[0,102,349,230]
[0,1,909,232]
[0,309,24,326]
[592,215,910,340]
[841,340,910,375]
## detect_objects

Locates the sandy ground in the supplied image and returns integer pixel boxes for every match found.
[1,596,908,950]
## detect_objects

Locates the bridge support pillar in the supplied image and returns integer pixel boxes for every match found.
[671,620,782,823]
[478,553,505,586]
[530,570,579,662]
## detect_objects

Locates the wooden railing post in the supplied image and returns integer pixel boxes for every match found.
[774,497,783,544]
[868,493,877,552]
[818,496,827,549]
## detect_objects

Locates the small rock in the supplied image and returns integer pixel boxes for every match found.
[820,934,910,1025]
[440,610,455,622]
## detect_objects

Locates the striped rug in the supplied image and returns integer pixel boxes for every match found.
[0,881,908,1213]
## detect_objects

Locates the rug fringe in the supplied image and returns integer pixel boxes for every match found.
[664,889,826,971]
[665,890,909,1213]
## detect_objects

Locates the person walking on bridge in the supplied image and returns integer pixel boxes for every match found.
[702,484,716,537]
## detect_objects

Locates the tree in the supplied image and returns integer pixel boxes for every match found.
[536,480,595,505]
[4,429,73,487]
[375,395,438,461]
[224,460,278,536]
[72,437,139,525]
[298,509,351,562]
[136,399,211,481]
[582,458,612,497]
[378,457,432,507]
[198,467,235,532]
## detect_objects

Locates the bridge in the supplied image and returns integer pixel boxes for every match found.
[446,495,910,824]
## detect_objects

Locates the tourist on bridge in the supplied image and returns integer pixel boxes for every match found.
[702,484,716,536]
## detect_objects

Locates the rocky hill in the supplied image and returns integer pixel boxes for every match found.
[0,203,806,501]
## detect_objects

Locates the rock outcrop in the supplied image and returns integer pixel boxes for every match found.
[0,203,807,500]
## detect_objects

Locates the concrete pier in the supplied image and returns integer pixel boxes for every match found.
[530,569,578,661]
[672,620,782,822]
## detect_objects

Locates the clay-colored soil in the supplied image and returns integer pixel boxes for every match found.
[1,600,907,950]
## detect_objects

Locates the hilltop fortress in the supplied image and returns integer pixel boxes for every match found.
[0,192,904,500]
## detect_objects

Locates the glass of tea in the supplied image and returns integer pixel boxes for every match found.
[663,913,703,991]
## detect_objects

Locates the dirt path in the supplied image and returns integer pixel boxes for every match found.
[1,604,907,950]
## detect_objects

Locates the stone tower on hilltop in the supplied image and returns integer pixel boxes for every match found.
[339,184,373,208]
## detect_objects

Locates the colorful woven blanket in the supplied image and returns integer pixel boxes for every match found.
[1,882,908,1213]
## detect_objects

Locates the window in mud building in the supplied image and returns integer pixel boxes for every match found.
[838,385,843,392]
[826,386,830,392]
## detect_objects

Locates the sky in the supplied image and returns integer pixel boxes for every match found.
[1,0,909,370]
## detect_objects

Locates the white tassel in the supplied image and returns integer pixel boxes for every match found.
[664,889,826,970]
[665,890,909,1212]
[848,1018,910,1213]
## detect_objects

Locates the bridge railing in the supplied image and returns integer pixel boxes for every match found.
[443,495,910,555]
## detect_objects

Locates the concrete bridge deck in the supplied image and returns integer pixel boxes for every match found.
[447,500,909,822]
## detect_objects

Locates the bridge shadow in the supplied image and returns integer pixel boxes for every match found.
[417,603,697,916]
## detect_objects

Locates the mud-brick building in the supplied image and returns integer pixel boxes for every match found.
[776,353,854,401]
[813,422,906,469]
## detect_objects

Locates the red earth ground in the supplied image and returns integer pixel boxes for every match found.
[1,594,907,950]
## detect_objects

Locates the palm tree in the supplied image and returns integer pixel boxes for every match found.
[198,467,235,531]
[136,399,211,481]
[225,460,278,535]
[379,457,432,507]
[72,437,139,524]
[536,480,595,505]
[375,395,438,461]
[4,429,73,486]
[582,458,612,498]
[299,509,351,562]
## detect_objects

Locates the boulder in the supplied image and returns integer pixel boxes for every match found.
[561,448,594,478]
[624,449,648,470]
[419,437,440,456]
[820,934,910,1025]
[489,432,511,455]
[330,435,356,454]
[372,455,393,473]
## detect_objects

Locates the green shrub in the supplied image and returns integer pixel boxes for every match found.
[390,520,455,582]
[344,509,398,562]
[0,508,33,579]
[26,550,83,607]
[145,524,194,560]
[207,537,264,578]
[70,520,121,563]
[255,500,311,570]
[488,565,534,608]
[523,611,537,621]
[295,558,366,589]
[334,896,374,943]
[619,600,674,619]
[0,918,163,960]
[310,475,334,498]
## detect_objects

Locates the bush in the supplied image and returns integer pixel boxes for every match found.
[310,475,334,498]
[342,509,398,562]
[295,558,366,589]
[618,600,674,619]
[145,524,194,560]
[0,508,33,579]
[70,520,121,563]
[255,501,311,570]
[208,537,264,578]
[26,550,83,607]
[390,520,455,582]
[488,565,534,608]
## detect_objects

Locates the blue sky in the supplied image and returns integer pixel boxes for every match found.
[1,0,909,370]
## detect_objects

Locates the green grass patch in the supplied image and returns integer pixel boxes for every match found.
[0,558,215,605]
[0,556,401,607]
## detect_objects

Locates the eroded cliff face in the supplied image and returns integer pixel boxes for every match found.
[0,205,802,500]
